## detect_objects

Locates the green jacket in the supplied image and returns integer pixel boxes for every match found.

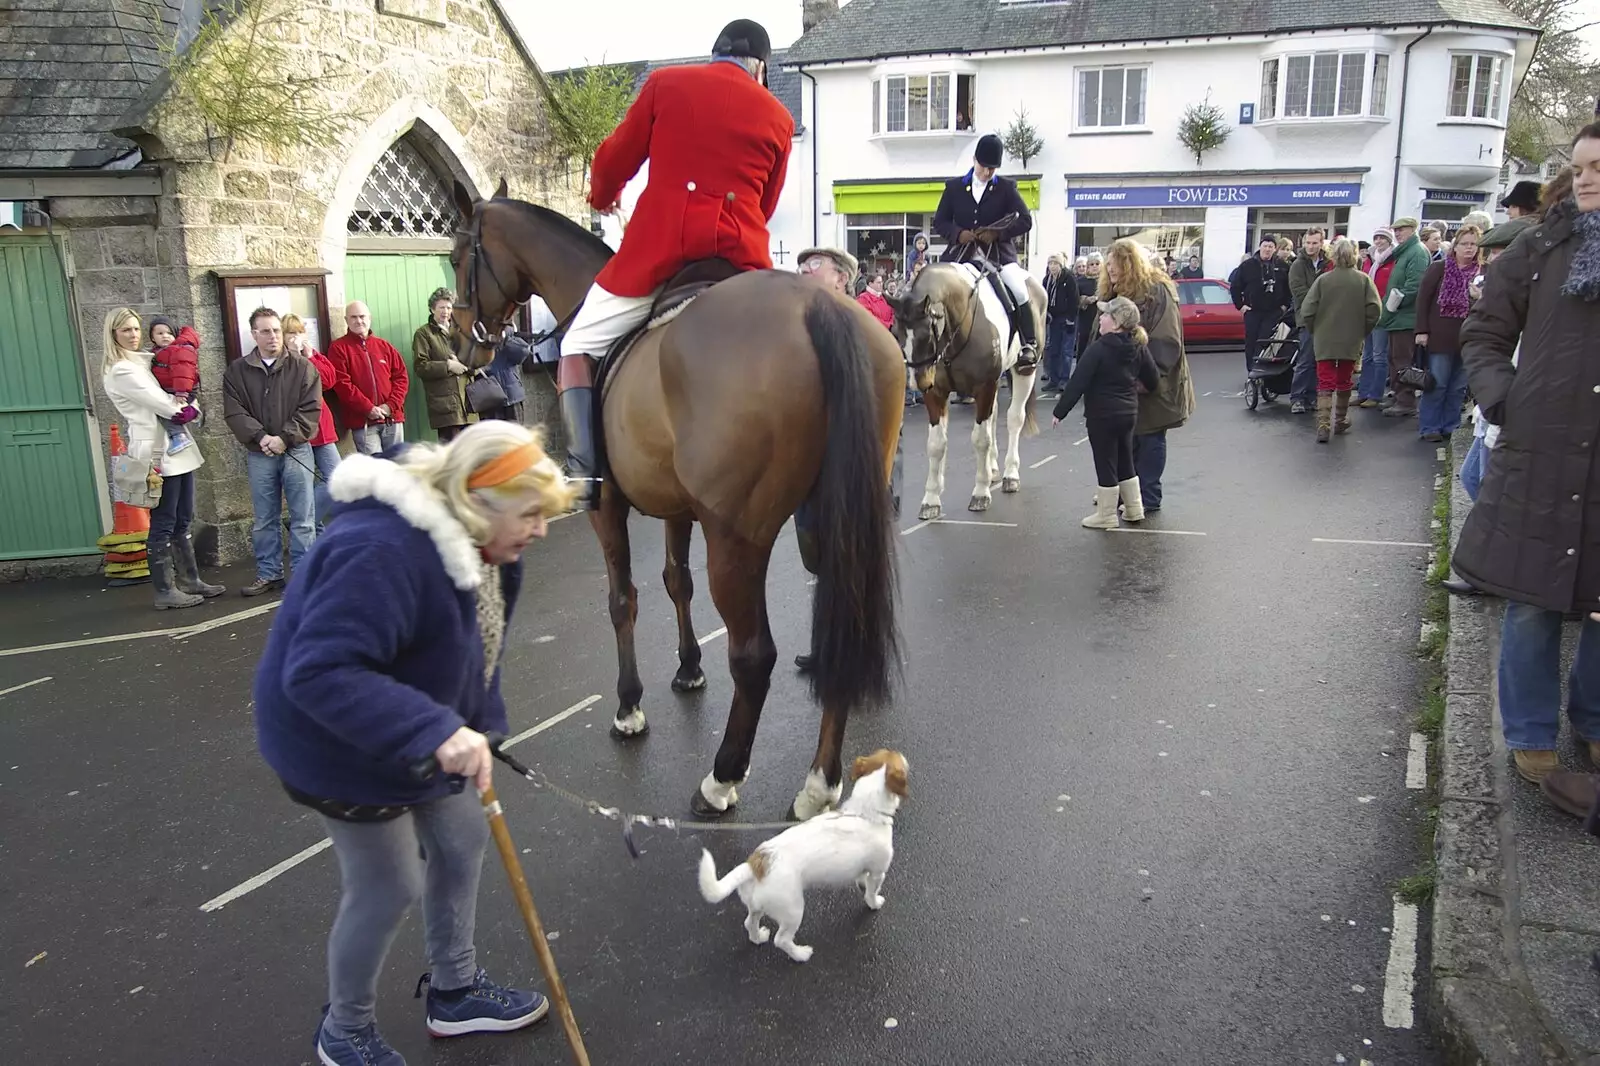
[1299,266,1382,363]
[1287,250,1331,316]
[412,320,470,430]
[1377,234,1431,332]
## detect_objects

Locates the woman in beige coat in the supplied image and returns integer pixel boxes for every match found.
[1298,239,1382,442]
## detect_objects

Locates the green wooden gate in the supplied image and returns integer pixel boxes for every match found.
[343,254,454,442]
[0,236,103,559]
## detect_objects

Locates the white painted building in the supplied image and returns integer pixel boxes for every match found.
[785,0,1538,282]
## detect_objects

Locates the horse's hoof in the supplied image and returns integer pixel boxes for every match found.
[1002,477,1021,494]
[609,708,649,740]
[609,720,649,740]
[691,788,736,820]
[671,670,707,693]
[918,504,941,521]
[968,495,991,512]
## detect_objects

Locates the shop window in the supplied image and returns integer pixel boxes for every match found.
[874,72,973,135]
[1076,65,1148,130]
[1074,207,1203,260]
[1448,53,1506,121]
[1246,208,1352,255]
[846,213,937,276]
[1259,50,1385,120]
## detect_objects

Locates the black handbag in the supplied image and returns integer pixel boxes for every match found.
[1395,341,1436,392]
[464,370,509,414]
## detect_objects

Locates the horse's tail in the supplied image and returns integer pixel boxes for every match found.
[801,294,901,713]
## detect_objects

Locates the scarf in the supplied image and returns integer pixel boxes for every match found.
[1438,257,1473,318]
[1562,203,1600,302]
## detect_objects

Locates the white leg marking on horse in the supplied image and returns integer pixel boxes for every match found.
[699,771,739,811]
[921,415,948,516]
[969,416,993,508]
[1004,371,1032,483]
[613,706,647,735]
[791,768,841,821]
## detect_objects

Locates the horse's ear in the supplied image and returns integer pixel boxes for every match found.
[452,179,476,220]
[494,176,509,200]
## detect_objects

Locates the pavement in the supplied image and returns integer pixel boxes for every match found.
[1,351,1447,1066]
[1433,427,1600,1066]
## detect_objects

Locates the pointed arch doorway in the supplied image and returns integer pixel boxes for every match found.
[343,132,465,441]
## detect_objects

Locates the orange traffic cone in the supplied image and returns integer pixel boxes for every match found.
[107,425,150,535]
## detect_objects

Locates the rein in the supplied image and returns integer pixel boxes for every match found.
[453,203,582,378]
[907,270,984,371]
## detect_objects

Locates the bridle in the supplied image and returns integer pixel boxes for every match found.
[905,270,983,371]
[452,205,578,351]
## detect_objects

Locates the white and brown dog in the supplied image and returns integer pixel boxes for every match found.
[697,749,908,963]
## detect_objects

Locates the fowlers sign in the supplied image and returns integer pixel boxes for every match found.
[1068,183,1363,208]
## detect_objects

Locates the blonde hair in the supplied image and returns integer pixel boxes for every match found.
[281,313,306,334]
[394,420,576,541]
[1097,238,1176,307]
[1331,238,1360,269]
[102,307,141,375]
[1460,211,1493,232]
[1453,224,1483,243]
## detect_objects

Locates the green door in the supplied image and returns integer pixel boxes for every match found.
[344,254,454,442]
[0,236,102,559]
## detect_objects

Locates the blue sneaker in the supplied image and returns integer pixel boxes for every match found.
[315,1007,406,1066]
[417,969,549,1037]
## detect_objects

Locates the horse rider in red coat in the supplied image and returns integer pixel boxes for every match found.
[556,19,795,509]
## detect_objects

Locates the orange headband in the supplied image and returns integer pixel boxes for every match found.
[466,442,539,490]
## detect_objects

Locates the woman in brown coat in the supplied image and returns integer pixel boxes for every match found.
[1456,123,1600,784]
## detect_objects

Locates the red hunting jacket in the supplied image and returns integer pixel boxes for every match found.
[589,60,794,298]
[326,332,408,428]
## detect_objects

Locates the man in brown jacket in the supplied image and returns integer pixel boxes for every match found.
[222,307,323,597]
[1456,122,1600,787]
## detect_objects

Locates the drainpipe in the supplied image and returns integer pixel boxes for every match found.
[801,68,821,245]
[1390,28,1434,221]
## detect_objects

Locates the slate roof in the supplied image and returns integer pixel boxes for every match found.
[784,0,1537,66]
[550,49,804,128]
[0,0,188,168]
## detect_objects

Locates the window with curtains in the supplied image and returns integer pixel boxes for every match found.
[1259,49,1388,120]
[873,73,976,135]
[1075,65,1148,129]
[1447,53,1507,121]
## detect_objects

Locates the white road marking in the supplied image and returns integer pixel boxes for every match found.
[1405,732,1428,789]
[1073,435,1089,446]
[1110,527,1207,537]
[1436,447,1447,462]
[1,602,282,658]
[171,602,280,640]
[1383,897,1420,1028]
[201,695,600,912]
[1202,391,1213,397]
[1029,454,1058,469]
[0,676,52,698]
[501,694,604,749]
[931,519,1018,528]
[697,626,728,647]
[1312,538,1431,548]
[901,521,932,536]
[199,839,332,913]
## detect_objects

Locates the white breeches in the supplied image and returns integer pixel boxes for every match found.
[999,262,1031,304]
[559,283,657,359]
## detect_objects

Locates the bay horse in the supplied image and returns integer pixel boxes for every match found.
[448,180,904,821]
[891,262,1044,520]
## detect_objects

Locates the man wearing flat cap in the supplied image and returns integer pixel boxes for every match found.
[1376,214,1432,417]
[553,18,793,509]
[796,247,858,294]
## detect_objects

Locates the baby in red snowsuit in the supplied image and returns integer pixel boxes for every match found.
[147,315,201,455]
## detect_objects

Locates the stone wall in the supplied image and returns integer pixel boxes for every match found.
[67,0,566,562]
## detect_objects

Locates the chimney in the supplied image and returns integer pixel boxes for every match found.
[802,0,839,33]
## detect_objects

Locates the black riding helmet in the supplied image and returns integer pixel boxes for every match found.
[974,133,1003,169]
[712,19,772,85]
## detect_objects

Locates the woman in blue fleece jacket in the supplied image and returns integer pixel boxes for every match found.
[253,420,575,1066]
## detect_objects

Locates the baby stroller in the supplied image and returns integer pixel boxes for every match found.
[1245,314,1297,411]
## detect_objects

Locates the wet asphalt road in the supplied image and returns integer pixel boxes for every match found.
[0,350,1445,1066]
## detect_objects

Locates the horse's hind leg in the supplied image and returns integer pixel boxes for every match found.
[791,694,847,821]
[690,523,776,818]
[663,517,705,693]
[590,493,647,738]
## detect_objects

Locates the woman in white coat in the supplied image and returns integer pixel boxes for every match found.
[101,307,226,609]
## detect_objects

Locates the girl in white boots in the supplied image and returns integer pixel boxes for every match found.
[1051,297,1161,529]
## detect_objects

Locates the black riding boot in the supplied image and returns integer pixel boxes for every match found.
[557,355,602,511]
[1012,304,1040,369]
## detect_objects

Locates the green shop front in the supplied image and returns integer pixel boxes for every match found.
[831,176,1042,279]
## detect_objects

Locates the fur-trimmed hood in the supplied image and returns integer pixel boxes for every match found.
[327,453,482,590]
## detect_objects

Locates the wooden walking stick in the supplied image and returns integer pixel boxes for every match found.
[478,783,591,1066]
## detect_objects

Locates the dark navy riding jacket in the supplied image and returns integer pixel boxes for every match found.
[932,170,1033,267]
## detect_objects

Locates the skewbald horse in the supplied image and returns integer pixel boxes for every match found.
[448,180,905,820]
[891,263,1045,520]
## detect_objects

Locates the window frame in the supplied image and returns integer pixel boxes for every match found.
[1073,63,1151,132]
[872,71,971,137]
[1445,51,1509,123]
[1257,48,1389,123]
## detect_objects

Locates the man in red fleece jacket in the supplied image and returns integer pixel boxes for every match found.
[326,301,409,453]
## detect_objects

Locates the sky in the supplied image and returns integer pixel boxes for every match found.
[506,0,818,70]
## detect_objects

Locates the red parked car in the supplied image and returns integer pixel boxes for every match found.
[1176,278,1245,347]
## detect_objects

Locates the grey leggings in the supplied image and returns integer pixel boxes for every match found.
[321,786,488,1036]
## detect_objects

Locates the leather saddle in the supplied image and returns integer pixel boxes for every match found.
[596,258,742,395]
